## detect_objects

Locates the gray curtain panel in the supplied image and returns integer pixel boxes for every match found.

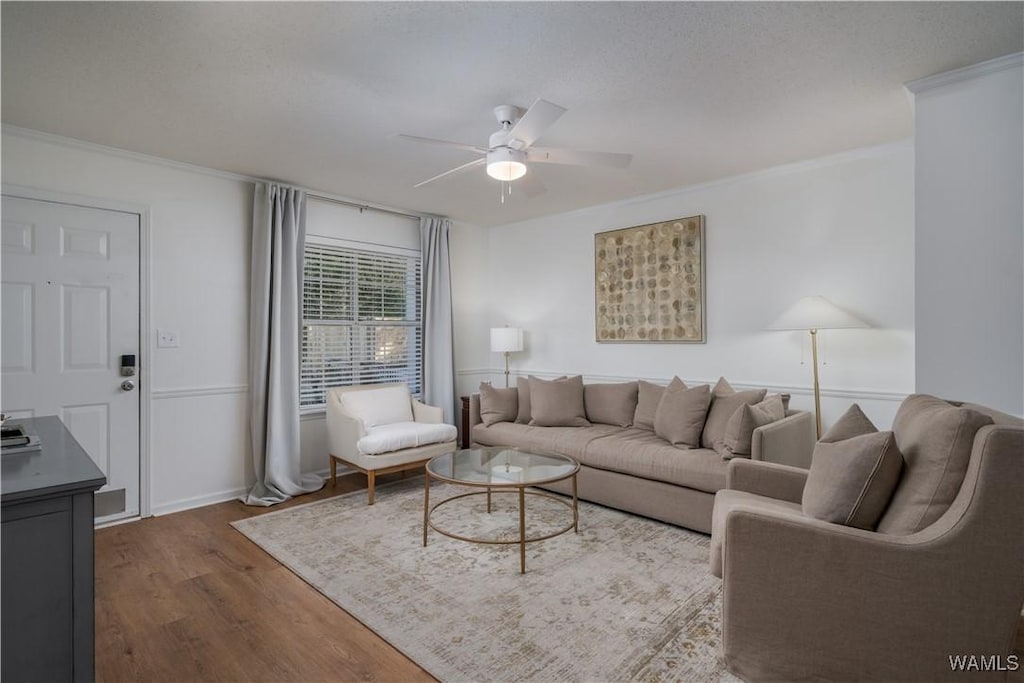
[420,216,457,426]
[244,183,324,506]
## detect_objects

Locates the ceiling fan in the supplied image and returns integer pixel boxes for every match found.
[394,99,632,198]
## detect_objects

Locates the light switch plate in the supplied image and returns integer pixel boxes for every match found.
[157,329,180,348]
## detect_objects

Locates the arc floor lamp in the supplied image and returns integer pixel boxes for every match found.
[768,296,869,438]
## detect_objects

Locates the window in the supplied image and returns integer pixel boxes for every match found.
[301,240,422,409]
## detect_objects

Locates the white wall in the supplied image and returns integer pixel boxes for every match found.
[2,128,254,514]
[911,54,1024,415]
[0,124,923,513]
[480,142,916,429]
[1,129,490,513]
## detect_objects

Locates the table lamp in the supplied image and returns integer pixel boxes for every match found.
[768,296,868,438]
[490,327,524,387]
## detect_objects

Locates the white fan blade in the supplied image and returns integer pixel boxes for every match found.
[527,147,632,168]
[508,99,567,148]
[516,172,547,198]
[393,133,488,155]
[413,158,485,188]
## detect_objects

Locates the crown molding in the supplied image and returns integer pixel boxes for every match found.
[2,124,258,184]
[905,52,1023,94]
[2,124,423,220]
[490,137,913,231]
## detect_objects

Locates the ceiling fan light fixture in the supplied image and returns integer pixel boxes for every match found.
[486,148,527,181]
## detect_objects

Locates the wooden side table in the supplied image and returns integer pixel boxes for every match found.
[460,396,470,448]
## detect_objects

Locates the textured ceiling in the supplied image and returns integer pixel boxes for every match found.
[2,2,1021,227]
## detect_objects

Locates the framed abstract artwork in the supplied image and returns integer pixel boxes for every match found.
[594,215,706,343]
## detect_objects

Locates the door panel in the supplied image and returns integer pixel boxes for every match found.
[62,285,110,370]
[2,196,140,522]
[2,283,34,372]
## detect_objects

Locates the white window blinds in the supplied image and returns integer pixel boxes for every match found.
[301,242,422,409]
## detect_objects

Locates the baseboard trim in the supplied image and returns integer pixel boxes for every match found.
[148,466,352,518]
[151,485,250,516]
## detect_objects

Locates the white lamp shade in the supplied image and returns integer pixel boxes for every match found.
[767,296,869,331]
[490,327,524,353]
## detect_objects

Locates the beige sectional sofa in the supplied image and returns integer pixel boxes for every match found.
[469,375,816,533]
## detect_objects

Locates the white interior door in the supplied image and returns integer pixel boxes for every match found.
[2,195,141,523]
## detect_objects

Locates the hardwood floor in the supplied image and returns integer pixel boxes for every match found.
[95,473,1024,682]
[95,473,435,683]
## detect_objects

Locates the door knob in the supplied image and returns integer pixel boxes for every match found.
[120,379,136,392]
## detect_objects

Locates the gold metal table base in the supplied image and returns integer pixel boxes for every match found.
[422,474,579,574]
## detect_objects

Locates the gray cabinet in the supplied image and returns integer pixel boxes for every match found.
[2,417,106,683]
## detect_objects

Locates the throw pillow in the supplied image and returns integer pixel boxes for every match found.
[633,380,667,431]
[802,429,904,530]
[478,382,518,426]
[723,394,786,458]
[766,392,791,413]
[516,375,566,424]
[875,394,993,535]
[653,379,711,448]
[701,377,767,454]
[820,403,877,442]
[339,385,413,428]
[529,375,591,427]
[584,382,639,427]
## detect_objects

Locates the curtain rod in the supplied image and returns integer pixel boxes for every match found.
[306,193,421,221]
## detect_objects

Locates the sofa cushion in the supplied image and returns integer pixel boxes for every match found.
[357,422,457,455]
[529,375,591,427]
[960,402,1024,427]
[339,385,413,428]
[479,383,518,425]
[876,394,994,535]
[584,381,639,427]
[701,377,767,454]
[516,375,566,424]
[582,428,728,494]
[654,380,710,448]
[802,429,903,530]
[472,422,623,460]
[723,394,786,458]
[633,380,666,431]
[820,403,877,442]
[710,489,803,578]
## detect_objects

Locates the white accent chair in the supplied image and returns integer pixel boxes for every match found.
[326,384,457,504]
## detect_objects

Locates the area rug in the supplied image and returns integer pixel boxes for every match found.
[232,478,738,682]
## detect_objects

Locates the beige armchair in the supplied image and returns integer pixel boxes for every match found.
[710,398,1024,682]
[327,384,457,504]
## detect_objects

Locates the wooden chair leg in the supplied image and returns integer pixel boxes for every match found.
[330,456,337,487]
[367,470,376,505]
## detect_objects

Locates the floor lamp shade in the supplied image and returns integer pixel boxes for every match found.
[768,297,868,438]
[491,327,524,387]
[767,296,868,332]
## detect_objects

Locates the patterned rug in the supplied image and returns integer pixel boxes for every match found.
[232,478,738,682]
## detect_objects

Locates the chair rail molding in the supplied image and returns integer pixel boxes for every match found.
[484,367,908,404]
[151,384,248,400]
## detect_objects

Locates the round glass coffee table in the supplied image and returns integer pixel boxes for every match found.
[423,447,580,574]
